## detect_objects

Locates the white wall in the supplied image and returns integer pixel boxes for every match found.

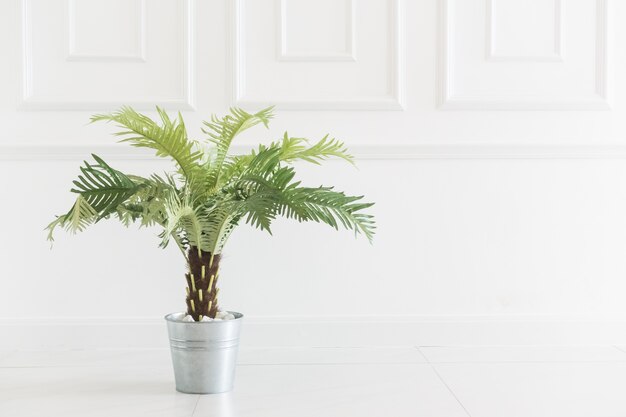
[2,0,626,348]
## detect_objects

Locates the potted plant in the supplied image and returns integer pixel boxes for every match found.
[46,106,375,394]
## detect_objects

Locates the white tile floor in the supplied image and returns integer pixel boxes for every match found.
[1,346,626,417]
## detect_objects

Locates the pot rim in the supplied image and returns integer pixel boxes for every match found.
[164,311,244,324]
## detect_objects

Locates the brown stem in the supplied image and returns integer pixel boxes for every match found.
[185,247,221,320]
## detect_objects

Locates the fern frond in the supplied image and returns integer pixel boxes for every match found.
[91,107,202,180]
[277,133,354,165]
[46,195,98,241]
[116,174,175,227]
[49,106,375,250]
[227,143,373,240]
[162,193,212,252]
[202,106,274,189]
[71,154,138,219]
[277,186,376,242]
[239,190,278,233]
[202,201,242,254]
[236,170,375,242]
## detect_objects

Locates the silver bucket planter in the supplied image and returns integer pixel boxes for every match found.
[165,312,243,394]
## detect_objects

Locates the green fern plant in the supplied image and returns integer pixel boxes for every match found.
[47,107,375,320]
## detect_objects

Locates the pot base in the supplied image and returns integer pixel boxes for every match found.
[165,311,243,394]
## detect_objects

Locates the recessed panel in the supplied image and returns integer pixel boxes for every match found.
[440,0,609,109]
[22,0,193,109]
[488,0,560,60]
[280,0,353,60]
[233,0,403,110]
[69,0,144,61]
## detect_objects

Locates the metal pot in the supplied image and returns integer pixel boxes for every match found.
[165,312,243,394]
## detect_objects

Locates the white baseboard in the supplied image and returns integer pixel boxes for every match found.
[1,315,626,349]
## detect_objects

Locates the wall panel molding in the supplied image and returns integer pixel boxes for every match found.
[5,143,626,161]
[594,0,610,102]
[486,0,562,62]
[20,0,195,110]
[277,0,356,62]
[438,0,611,110]
[67,0,147,62]
[230,0,405,110]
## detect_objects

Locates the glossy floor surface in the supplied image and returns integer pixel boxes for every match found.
[1,346,626,417]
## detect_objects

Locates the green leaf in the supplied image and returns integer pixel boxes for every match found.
[71,154,138,219]
[91,107,202,181]
[277,186,376,242]
[277,133,354,165]
[162,193,212,252]
[202,106,274,189]
[115,174,175,228]
[46,195,98,241]
[230,144,374,241]
[49,106,375,251]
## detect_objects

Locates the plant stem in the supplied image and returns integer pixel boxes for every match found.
[185,246,221,320]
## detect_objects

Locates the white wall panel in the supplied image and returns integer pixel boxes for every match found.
[487,0,561,61]
[440,0,609,109]
[2,0,626,347]
[68,0,145,62]
[278,0,355,61]
[21,0,194,109]
[231,0,404,109]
